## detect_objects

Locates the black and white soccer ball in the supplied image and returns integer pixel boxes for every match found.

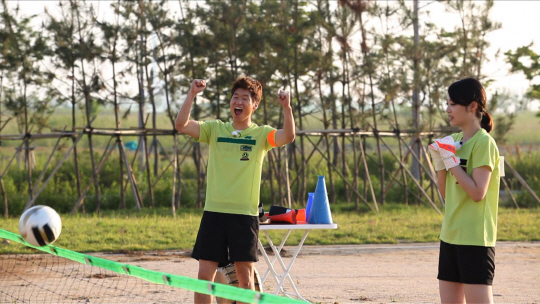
[19,205,62,247]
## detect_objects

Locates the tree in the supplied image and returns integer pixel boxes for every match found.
[506,44,540,119]
[1,0,54,212]
[444,0,500,79]
[70,0,105,212]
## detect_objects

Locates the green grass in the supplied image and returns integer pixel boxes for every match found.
[1,205,538,254]
[1,208,203,253]
[504,111,540,145]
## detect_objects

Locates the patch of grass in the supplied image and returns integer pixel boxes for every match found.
[503,111,540,146]
[498,208,540,241]
[1,208,203,254]
[1,205,538,254]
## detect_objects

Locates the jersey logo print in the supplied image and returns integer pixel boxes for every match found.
[240,145,252,151]
[240,152,250,161]
[217,137,256,145]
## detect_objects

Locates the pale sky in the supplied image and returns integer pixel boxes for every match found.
[485,1,539,87]
[423,1,540,94]
[422,0,540,110]
[6,1,540,109]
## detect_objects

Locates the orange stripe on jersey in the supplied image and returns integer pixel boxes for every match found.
[268,130,278,147]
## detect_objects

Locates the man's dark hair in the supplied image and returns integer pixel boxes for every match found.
[231,77,263,104]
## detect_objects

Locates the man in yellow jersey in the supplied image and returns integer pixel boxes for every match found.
[175,77,295,304]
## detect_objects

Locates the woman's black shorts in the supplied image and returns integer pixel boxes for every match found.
[191,211,259,267]
[437,240,495,285]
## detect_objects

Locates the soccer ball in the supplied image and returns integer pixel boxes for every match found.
[19,205,62,247]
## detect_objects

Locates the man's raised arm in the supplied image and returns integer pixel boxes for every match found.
[274,90,295,146]
[175,79,206,138]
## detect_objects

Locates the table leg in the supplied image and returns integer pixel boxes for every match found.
[257,231,290,296]
[260,229,291,283]
[258,229,310,302]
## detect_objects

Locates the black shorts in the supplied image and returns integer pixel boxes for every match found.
[191,211,259,267]
[437,240,495,285]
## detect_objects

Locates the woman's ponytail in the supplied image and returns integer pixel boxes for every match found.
[480,110,493,133]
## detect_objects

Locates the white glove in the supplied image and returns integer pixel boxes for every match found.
[428,144,446,171]
[433,136,460,170]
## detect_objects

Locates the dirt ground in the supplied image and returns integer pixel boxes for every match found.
[262,242,540,304]
[106,241,540,303]
[1,241,539,304]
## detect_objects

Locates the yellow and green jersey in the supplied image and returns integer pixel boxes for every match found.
[440,129,500,247]
[195,120,277,216]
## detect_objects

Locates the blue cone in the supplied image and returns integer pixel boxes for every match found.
[308,175,333,224]
[306,192,314,221]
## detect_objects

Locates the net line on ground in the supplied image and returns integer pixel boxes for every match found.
[0,229,304,304]
[1,251,185,303]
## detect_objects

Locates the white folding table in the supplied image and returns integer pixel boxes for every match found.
[257,223,338,302]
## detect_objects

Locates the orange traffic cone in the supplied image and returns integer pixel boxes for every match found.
[268,209,297,224]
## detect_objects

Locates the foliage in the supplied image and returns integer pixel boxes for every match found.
[503,153,540,208]
[1,1,538,215]
[0,1,55,134]
[2,144,538,216]
[505,44,540,120]
[0,0,505,135]
[488,91,516,144]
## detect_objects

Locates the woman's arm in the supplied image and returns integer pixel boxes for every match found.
[437,170,447,200]
[449,165,492,202]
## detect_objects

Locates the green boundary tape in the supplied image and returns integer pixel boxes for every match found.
[0,229,306,304]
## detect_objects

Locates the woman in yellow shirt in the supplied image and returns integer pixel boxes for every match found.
[429,78,501,304]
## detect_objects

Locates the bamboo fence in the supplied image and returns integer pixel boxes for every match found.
[2,122,537,218]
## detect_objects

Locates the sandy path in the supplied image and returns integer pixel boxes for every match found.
[269,242,540,303]
[2,241,538,303]
[124,241,540,303]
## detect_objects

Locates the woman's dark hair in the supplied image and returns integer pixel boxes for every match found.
[448,77,493,132]
[231,77,263,104]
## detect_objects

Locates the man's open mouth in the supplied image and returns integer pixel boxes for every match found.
[234,107,243,116]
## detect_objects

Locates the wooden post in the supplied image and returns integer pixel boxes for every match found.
[305,135,374,211]
[1,178,7,218]
[396,136,445,207]
[501,177,519,209]
[284,144,292,208]
[419,142,445,207]
[70,136,118,214]
[117,136,126,209]
[25,133,85,210]
[171,133,177,216]
[357,135,379,212]
[32,130,66,198]
[504,159,540,206]
[380,137,441,214]
[118,138,143,211]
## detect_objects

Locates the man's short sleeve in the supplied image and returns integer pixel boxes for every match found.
[196,120,215,144]
[265,127,278,151]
